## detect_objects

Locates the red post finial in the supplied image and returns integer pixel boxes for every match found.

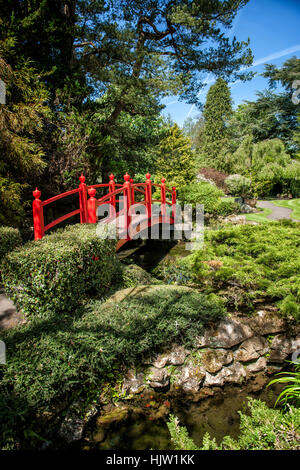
[109,173,115,181]
[33,188,41,199]
[79,174,85,184]
[161,178,166,184]
[146,172,151,180]
[88,187,96,198]
[124,172,130,182]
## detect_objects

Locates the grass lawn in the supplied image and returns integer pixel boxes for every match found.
[244,206,273,223]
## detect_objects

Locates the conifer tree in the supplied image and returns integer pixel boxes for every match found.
[201,78,233,169]
[155,124,196,190]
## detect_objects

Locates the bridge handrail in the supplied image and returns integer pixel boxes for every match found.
[32,172,176,242]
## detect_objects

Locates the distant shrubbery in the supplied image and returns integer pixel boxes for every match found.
[179,182,239,216]
[168,398,300,450]
[0,226,22,264]
[1,224,118,318]
[183,221,300,321]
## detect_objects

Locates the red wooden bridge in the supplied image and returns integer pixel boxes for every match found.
[33,173,176,251]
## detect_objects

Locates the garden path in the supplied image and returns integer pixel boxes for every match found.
[257,201,300,222]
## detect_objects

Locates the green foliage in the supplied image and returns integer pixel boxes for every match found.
[0,285,225,448]
[168,398,300,450]
[268,362,300,408]
[184,222,300,320]
[155,124,196,190]
[1,224,118,318]
[225,174,252,197]
[0,42,50,226]
[0,226,22,263]
[199,78,233,169]
[224,136,299,197]
[179,182,224,213]
[120,264,160,288]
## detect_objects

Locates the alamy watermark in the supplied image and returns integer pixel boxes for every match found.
[0,340,6,364]
[95,197,204,251]
[0,79,6,105]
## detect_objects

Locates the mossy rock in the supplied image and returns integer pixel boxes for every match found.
[121,264,161,288]
[105,284,197,304]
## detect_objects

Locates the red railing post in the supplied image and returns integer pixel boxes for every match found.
[123,173,131,239]
[79,174,88,223]
[145,172,152,219]
[172,186,177,222]
[87,187,97,223]
[161,178,166,223]
[130,178,135,206]
[109,173,116,218]
[32,188,44,240]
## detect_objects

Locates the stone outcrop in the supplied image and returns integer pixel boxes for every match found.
[121,312,299,397]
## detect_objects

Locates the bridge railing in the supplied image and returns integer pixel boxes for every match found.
[32,173,176,241]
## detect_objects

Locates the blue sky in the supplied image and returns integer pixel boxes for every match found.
[161,0,300,127]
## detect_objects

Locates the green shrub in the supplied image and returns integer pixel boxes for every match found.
[225,174,252,197]
[0,226,22,264]
[0,285,225,448]
[268,361,300,408]
[1,224,119,318]
[183,221,300,321]
[121,264,160,287]
[179,182,224,214]
[214,199,240,216]
[168,398,300,450]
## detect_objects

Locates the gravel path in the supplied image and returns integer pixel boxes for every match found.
[257,201,300,222]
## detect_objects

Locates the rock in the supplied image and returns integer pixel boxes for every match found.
[202,349,233,374]
[245,357,267,375]
[196,317,254,349]
[235,336,268,362]
[204,362,246,387]
[59,400,98,444]
[244,198,257,208]
[240,204,255,214]
[223,215,247,225]
[122,369,145,395]
[96,406,128,426]
[174,364,206,393]
[268,335,300,363]
[147,367,170,389]
[240,311,285,336]
[149,345,189,369]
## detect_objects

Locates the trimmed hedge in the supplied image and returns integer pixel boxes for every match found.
[1,224,119,317]
[0,226,22,264]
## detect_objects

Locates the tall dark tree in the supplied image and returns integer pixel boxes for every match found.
[200,77,233,169]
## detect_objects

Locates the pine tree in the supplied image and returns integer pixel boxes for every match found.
[155,124,196,190]
[201,78,233,169]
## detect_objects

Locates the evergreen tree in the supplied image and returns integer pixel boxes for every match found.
[0,40,50,226]
[155,123,196,190]
[200,78,233,170]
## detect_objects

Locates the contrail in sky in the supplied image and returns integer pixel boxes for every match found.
[183,43,300,119]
